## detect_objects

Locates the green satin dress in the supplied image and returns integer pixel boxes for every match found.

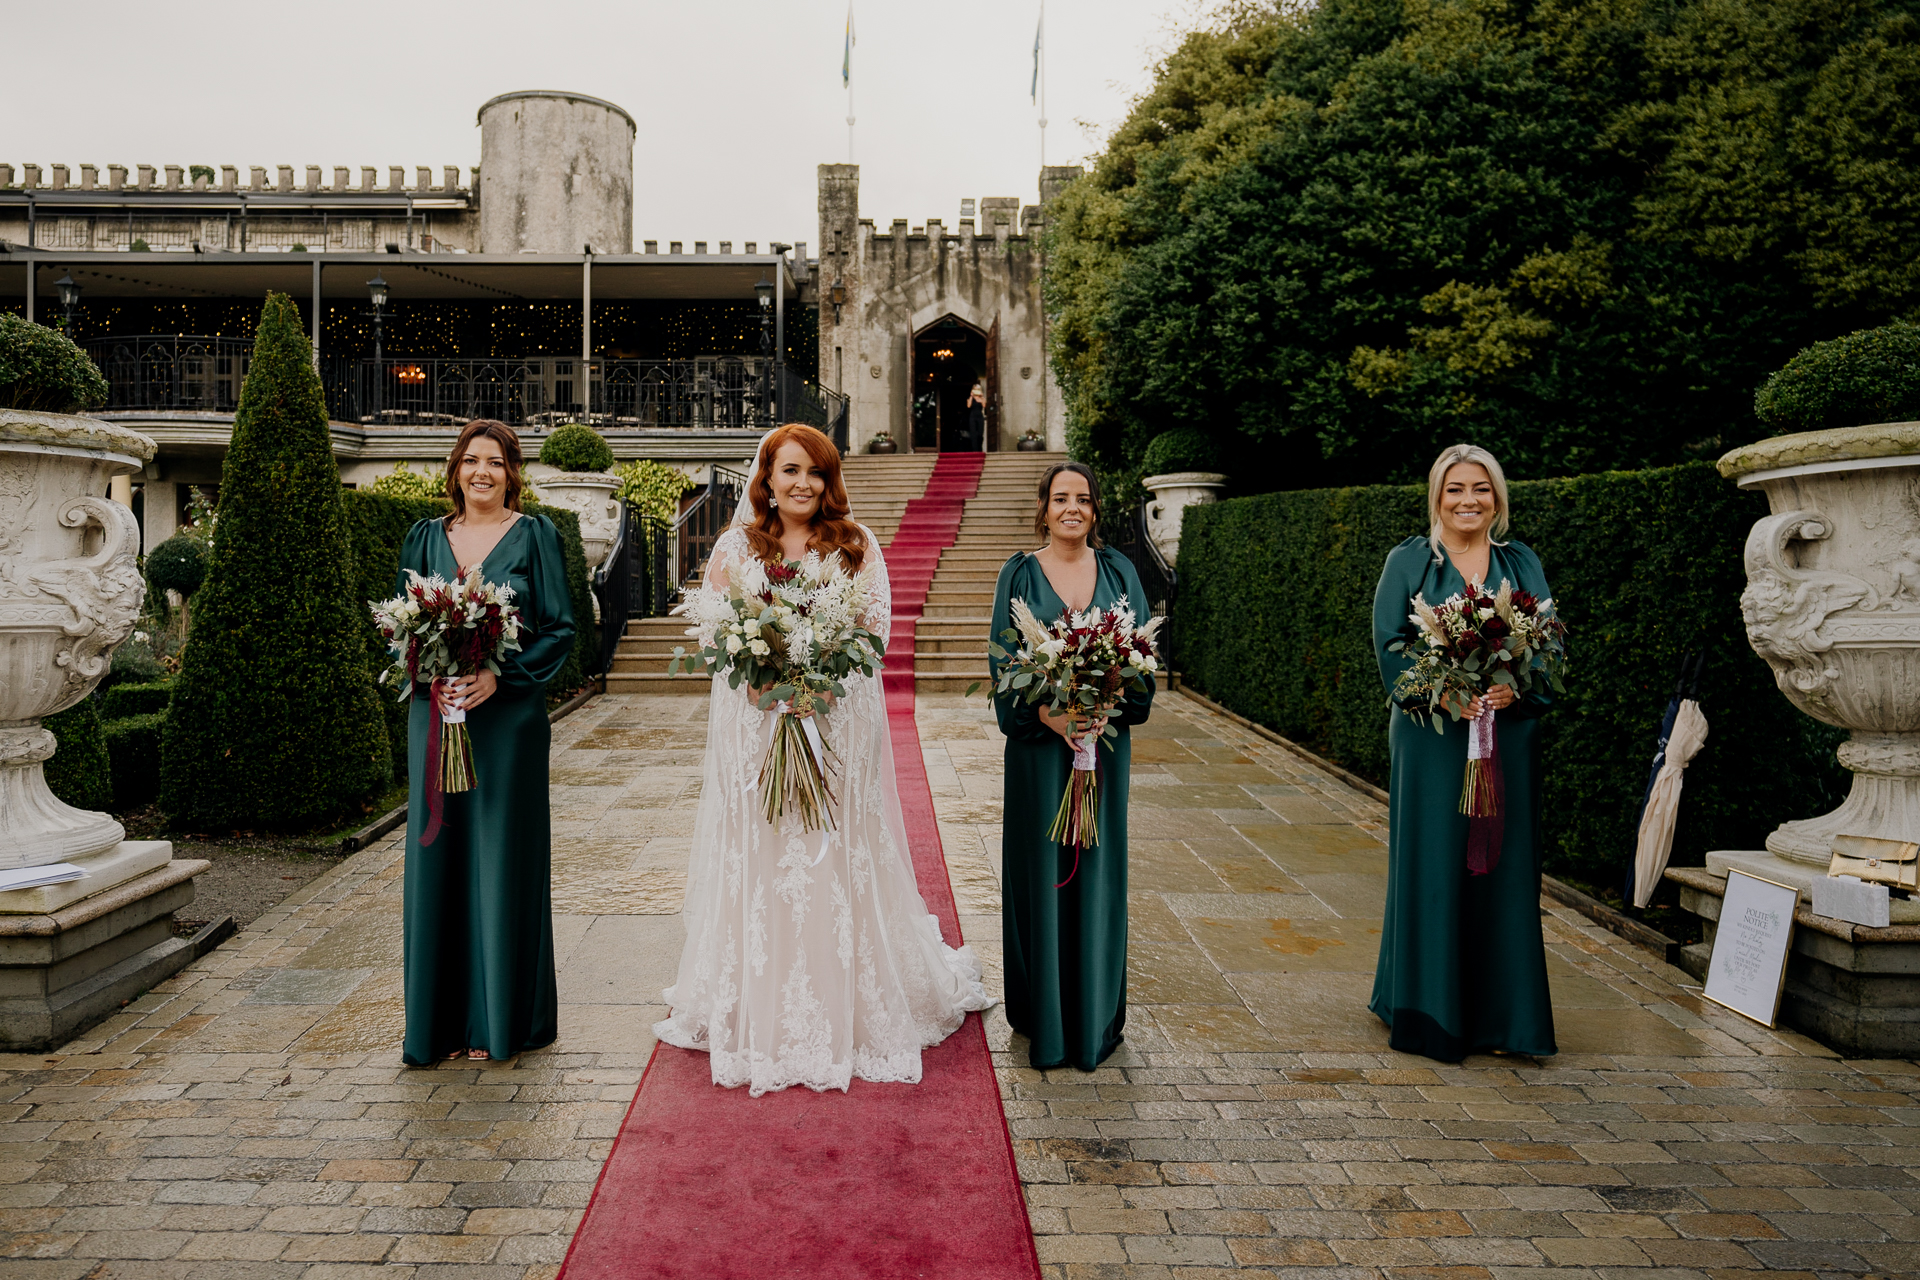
[395,513,576,1065]
[992,548,1156,1071]
[1369,535,1557,1062]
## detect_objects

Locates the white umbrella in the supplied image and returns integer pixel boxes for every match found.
[1632,698,1709,908]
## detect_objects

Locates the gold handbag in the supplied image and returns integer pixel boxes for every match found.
[1828,834,1919,891]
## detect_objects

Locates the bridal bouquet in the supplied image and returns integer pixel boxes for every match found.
[670,553,886,835]
[370,569,525,804]
[1389,579,1567,872]
[989,597,1162,884]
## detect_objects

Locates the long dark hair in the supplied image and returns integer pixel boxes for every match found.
[443,420,525,522]
[1032,461,1104,548]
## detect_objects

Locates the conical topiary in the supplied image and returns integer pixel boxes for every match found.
[159,293,391,829]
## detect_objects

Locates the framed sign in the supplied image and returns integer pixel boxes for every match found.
[1703,868,1799,1027]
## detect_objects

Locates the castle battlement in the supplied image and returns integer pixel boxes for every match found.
[0,163,470,197]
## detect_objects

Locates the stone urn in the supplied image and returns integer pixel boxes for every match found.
[1141,471,1226,566]
[535,471,622,569]
[1719,422,1920,865]
[1017,432,1046,452]
[868,434,898,455]
[0,410,154,869]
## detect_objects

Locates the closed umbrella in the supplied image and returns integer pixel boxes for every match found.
[1624,654,1700,902]
[1632,695,1709,908]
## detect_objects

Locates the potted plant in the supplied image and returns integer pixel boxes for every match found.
[868,430,899,455]
[1017,429,1046,452]
[0,315,154,869]
[534,423,622,568]
[1139,428,1226,566]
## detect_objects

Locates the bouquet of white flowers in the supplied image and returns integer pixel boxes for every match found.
[669,551,886,836]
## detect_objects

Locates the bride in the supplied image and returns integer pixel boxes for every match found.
[654,424,994,1095]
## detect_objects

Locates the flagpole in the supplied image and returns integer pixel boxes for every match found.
[1037,0,1047,172]
[845,5,857,164]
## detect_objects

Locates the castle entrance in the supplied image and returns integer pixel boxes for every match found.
[909,314,996,452]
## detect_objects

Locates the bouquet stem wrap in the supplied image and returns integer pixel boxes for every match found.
[1461,705,1506,876]
[1047,736,1102,887]
[760,702,838,861]
[418,682,478,849]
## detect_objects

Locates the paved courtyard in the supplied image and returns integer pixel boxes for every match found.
[0,690,1914,1278]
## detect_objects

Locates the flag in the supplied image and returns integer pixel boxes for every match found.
[843,7,856,89]
[1031,5,1043,103]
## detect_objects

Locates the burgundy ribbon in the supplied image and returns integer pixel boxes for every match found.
[420,681,445,847]
[1465,721,1505,876]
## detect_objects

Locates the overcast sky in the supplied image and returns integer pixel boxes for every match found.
[9,0,1202,252]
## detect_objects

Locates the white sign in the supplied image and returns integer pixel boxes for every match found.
[1703,869,1799,1027]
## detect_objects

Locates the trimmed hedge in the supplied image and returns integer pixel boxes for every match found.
[105,712,167,811]
[145,534,208,599]
[101,681,172,721]
[342,491,597,779]
[539,423,615,474]
[105,641,166,690]
[1176,461,1849,888]
[1755,321,1920,434]
[42,700,112,813]
[1143,428,1221,477]
[0,314,108,412]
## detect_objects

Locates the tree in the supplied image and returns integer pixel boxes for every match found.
[160,293,391,829]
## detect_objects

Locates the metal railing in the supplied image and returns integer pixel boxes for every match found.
[592,500,677,673]
[674,464,747,591]
[330,356,781,430]
[82,336,253,413]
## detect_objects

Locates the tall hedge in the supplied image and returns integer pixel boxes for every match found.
[160,293,391,830]
[1177,462,1849,888]
[42,701,112,813]
[343,490,597,779]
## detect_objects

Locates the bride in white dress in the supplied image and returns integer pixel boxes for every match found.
[654,424,993,1095]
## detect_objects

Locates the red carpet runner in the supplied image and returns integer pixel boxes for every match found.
[558,451,1039,1280]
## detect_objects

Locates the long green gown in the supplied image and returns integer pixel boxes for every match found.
[992,548,1156,1071]
[395,513,576,1065]
[1369,535,1557,1062]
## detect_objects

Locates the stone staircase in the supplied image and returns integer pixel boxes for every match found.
[605,451,1062,696]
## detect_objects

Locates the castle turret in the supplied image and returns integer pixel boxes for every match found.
[477,90,635,254]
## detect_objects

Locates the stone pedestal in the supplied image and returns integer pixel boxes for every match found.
[1141,471,1226,567]
[1668,862,1920,1057]
[0,843,209,1052]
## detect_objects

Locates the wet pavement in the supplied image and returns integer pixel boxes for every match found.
[0,689,1913,1278]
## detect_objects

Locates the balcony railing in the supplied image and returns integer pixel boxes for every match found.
[83,336,253,414]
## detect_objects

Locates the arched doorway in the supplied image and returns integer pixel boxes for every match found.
[910,314,995,452]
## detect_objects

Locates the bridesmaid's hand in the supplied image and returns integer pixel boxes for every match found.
[1465,685,1516,719]
[1039,705,1106,744]
[442,668,499,713]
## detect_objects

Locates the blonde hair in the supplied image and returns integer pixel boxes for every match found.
[1426,443,1511,563]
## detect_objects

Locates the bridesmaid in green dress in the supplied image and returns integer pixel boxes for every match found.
[992,463,1155,1071]
[396,420,576,1065]
[1370,444,1557,1062]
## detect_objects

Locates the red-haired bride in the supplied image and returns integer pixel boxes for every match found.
[654,424,992,1094]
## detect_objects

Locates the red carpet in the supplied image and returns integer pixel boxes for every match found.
[558,452,1039,1280]
[883,452,984,699]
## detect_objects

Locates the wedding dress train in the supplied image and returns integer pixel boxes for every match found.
[653,524,994,1095]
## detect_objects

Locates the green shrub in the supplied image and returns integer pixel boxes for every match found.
[0,314,109,412]
[106,712,167,811]
[145,534,207,599]
[106,640,166,690]
[1141,428,1221,477]
[42,700,112,813]
[367,461,446,501]
[539,423,615,474]
[1176,462,1849,888]
[1755,322,1920,435]
[524,501,598,694]
[615,459,696,522]
[160,293,391,831]
[101,681,172,720]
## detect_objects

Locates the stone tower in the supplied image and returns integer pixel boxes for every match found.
[477,90,635,255]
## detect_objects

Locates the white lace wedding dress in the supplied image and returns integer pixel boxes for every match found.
[653,523,994,1095]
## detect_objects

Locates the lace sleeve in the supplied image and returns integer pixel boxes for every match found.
[681,526,751,649]
[857,524,891,643]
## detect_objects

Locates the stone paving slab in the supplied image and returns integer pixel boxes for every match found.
[0,689,1911,1278]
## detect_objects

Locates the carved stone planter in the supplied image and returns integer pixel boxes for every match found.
[0,410,154,870]
[534,471,621,570]
[1141,471,1226,567]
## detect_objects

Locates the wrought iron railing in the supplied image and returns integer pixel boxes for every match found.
[330,356,780,430]
[83,336,254,413]
[776,367,848,441]
[592,500,676,672]
[674,464,747,591]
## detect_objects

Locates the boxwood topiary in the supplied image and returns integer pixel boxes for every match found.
[160,293,392,831]
[106,712,167,811]
[101,680,172,721]
[0,314,109,413]
[539,423,615,474]
[145,534,208,599]
[1141,427,1221,477]
[1755,321,1920,435]
[43,700,113,813]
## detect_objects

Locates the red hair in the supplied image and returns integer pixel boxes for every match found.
[744,424,866,571]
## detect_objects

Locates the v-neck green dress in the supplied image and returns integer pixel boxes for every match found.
[394,513,576,1065]
[992,548,1156,1071]
[1369,535,1557,1062]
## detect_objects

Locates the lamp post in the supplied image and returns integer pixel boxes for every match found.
[366,273,389,419]
[754,274,774,426]
[54,275,80,335]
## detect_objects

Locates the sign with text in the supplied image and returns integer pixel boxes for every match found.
[1703,869,1798,1027]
